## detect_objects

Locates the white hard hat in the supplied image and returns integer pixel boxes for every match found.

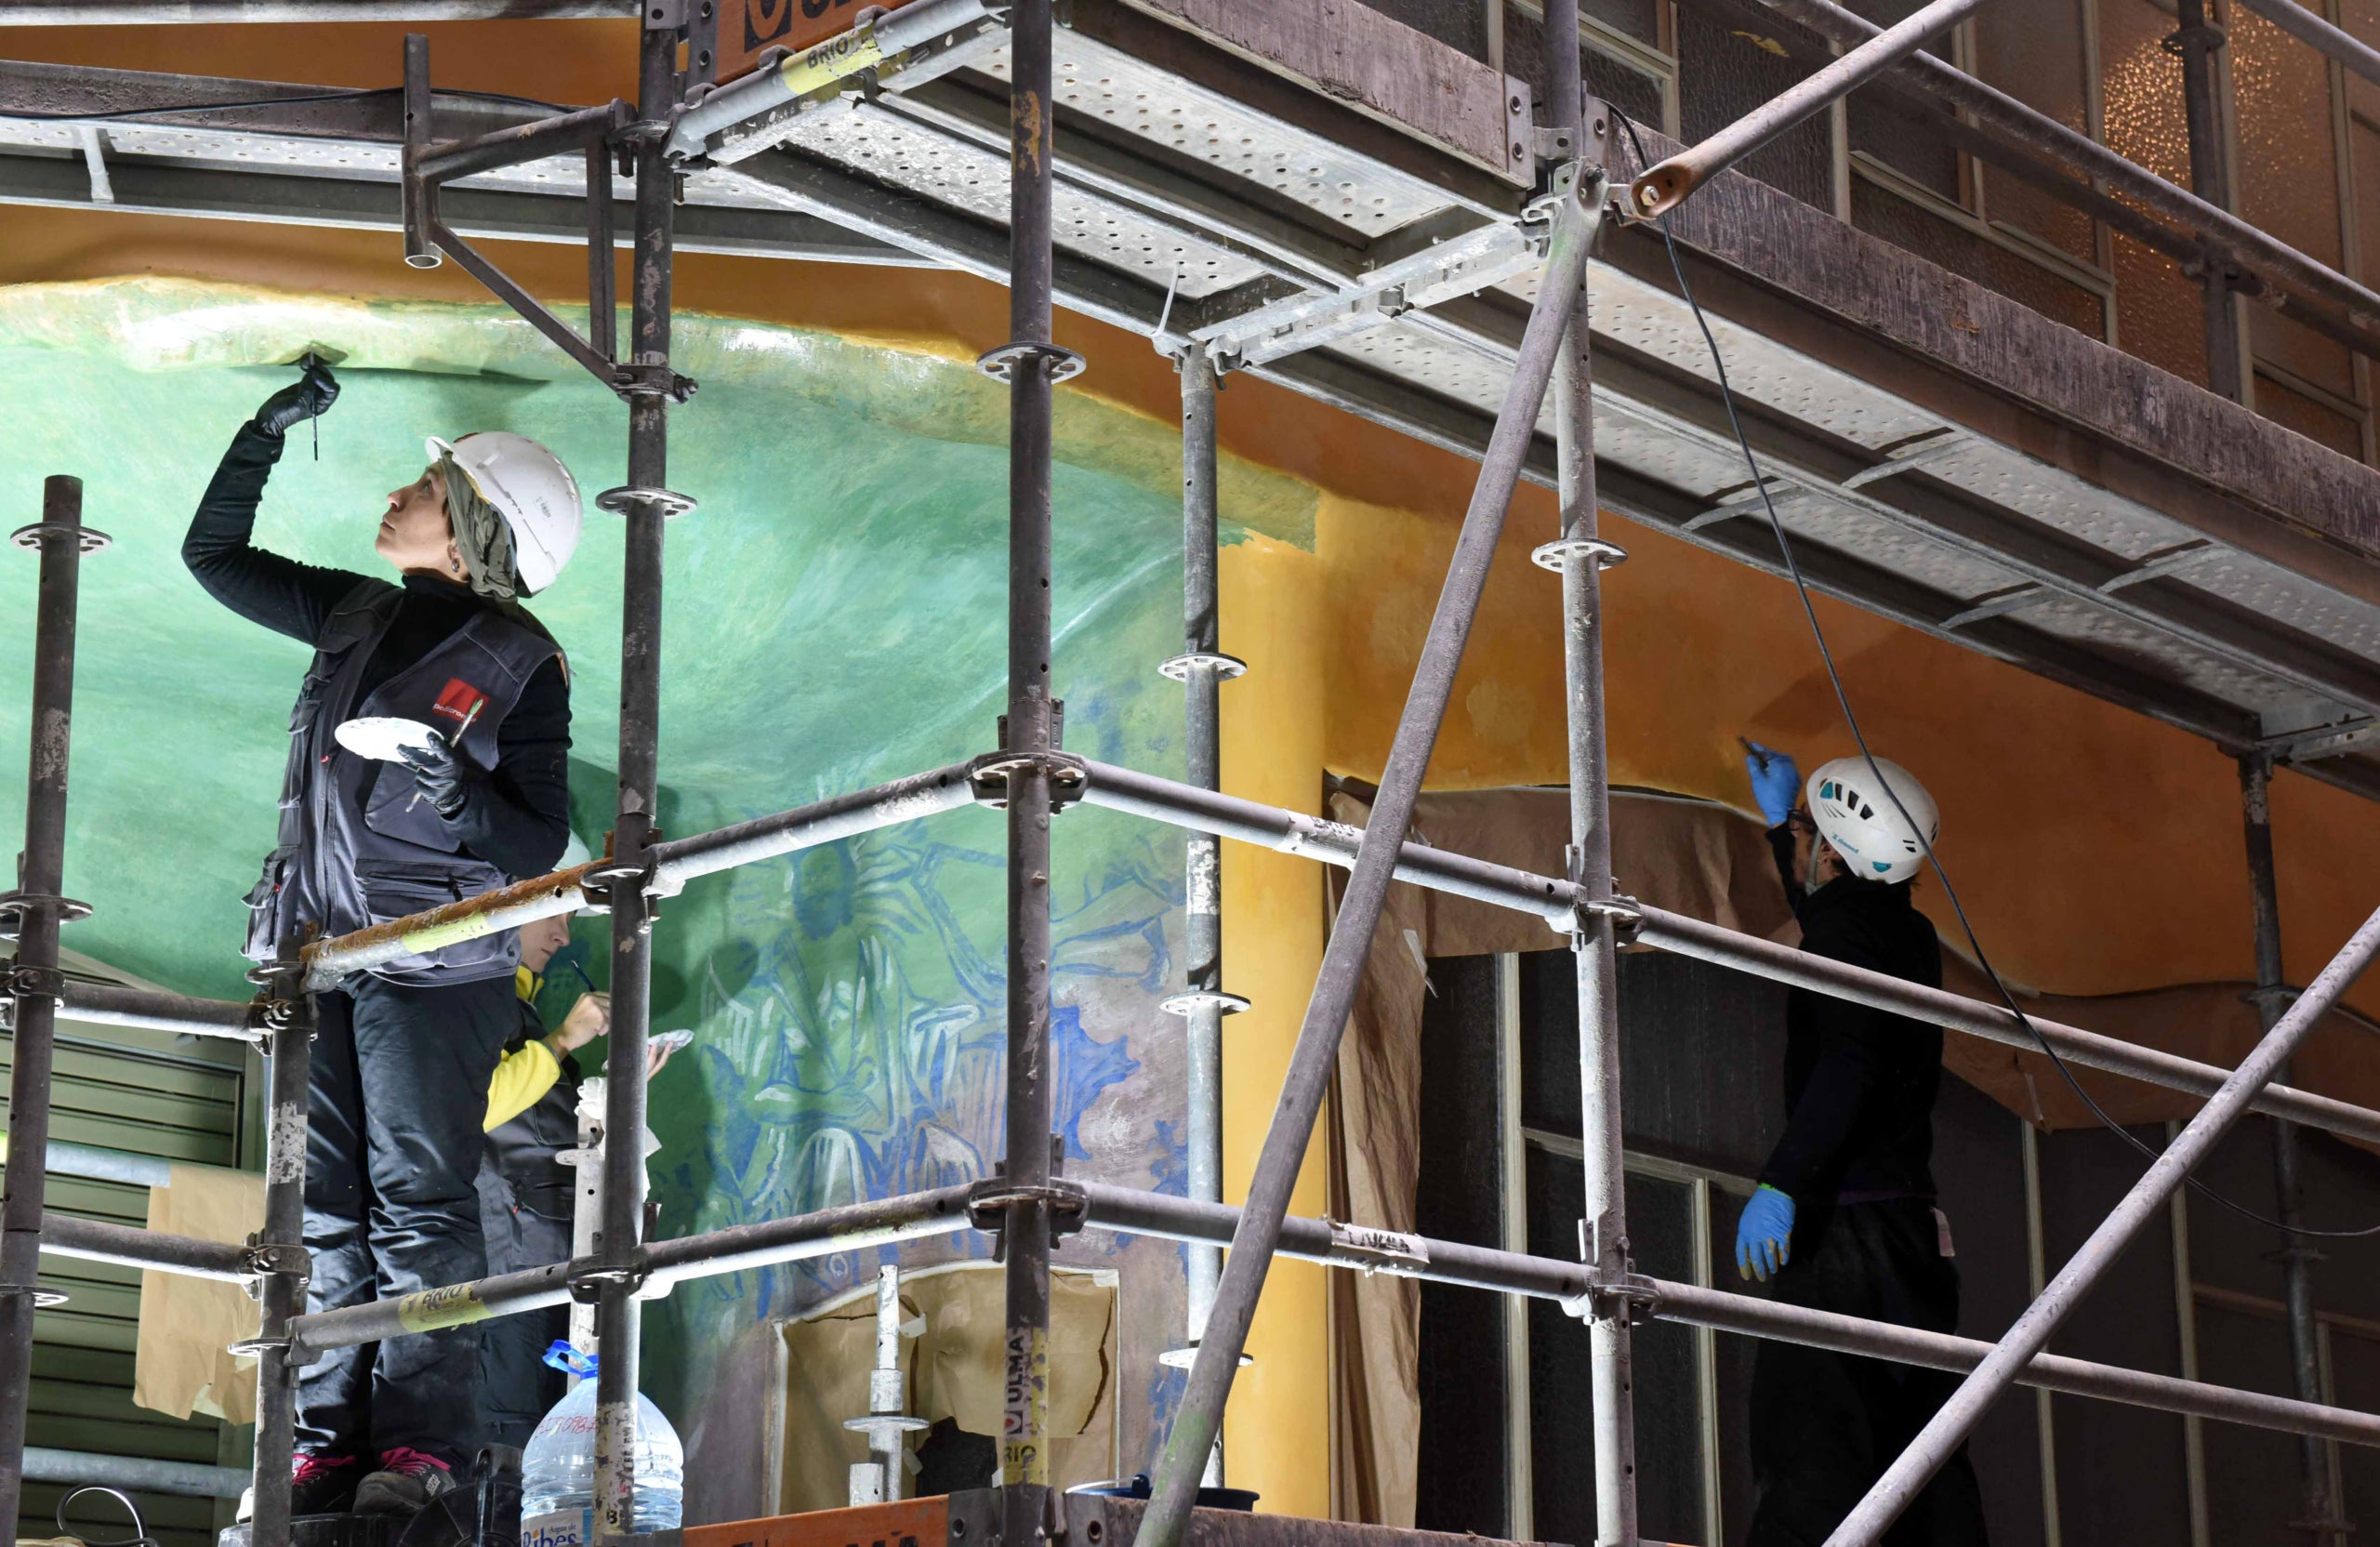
[1806,755,1938,884]
[558,830,593,870]
[427,431,583,594]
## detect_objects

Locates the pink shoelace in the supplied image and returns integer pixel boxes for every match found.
[291,1453,356,1483]
[374,1447,454,1477]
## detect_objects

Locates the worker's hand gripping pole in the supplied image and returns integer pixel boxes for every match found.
[1135,165,1606,1547]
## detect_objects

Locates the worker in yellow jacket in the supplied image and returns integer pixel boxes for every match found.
[474,871,677,1448]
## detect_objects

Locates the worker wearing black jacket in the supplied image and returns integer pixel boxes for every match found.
[190,360,583,1519]
[1737,744,1988,1547]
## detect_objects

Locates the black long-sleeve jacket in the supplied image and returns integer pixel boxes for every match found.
[185,421,572,880]
[1757,825,1945,1202]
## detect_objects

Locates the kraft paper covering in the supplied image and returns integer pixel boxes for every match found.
[773,1263,1117,1515]
[134,1161,264,1425]
[1321,786,1793,1527]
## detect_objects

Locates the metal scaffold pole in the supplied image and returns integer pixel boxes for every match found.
[1824,899,2380,1547]
[997,0,1064,1540]
[1538,9,1638,1536]
[245,958,315,1547]
[2172,0,2241,399]
[1139,157,1606,1547]
[2239,752,2350,1546]
[589,18,681,1540]
[1162,341,1243,1487]
[0,476,99,1530]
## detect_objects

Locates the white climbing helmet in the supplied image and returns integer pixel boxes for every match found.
[1805,755,1938,884]
[426,431,583,595]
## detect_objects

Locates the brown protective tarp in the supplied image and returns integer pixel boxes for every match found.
[133,1161,264,1424]
[1320,785,2380,1526]
[773,1262,1117,1514]
[1323,786,1792,1527]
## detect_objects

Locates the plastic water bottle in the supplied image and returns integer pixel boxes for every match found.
[520,1343,683,1547]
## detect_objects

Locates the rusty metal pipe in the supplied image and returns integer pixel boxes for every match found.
[0,476,91,1529]
[0,1,631,18]
[301,862,596,991]
[1631,0,1993,215]
[415,99,625,184]
[299,762,979,990]
[1740,0,2380,335]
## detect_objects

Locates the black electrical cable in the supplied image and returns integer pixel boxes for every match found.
[1607,107,2380,1238]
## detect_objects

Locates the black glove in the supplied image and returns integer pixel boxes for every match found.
[395,734,470,819]
[253,357,340,439]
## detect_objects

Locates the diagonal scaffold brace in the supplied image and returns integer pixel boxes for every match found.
[1136,160,1609,1547]
[1823,897,2380,1546]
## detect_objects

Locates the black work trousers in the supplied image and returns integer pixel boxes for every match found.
[473,1163,572,1448]
[1747,1197,1990,1547]
[297,972,517,1465]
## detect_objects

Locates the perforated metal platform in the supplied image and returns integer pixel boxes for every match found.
[7,1,2380,796]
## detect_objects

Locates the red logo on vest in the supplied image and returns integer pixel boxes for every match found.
[431,678,488,729]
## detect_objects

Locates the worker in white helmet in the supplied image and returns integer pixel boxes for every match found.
[1736,743,1987,1547]
[187,357,582,1520]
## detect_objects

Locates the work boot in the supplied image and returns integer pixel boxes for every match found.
[353,1448,459,1516]
[235,1452,362,1521]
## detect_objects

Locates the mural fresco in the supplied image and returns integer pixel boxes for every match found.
[0,280,1317,1474]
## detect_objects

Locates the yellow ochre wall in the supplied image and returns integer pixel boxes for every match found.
[9,13,2380,1520]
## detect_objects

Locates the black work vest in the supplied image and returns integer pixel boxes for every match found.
[243,580,561,985]
[487,998,582,1218]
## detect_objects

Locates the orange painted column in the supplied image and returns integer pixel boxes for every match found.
[1213,535,1332,1518]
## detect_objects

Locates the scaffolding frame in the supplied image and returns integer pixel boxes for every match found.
[0,5,2376,1547]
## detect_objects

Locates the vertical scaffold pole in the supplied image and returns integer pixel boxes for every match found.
[591,19,680,1540]
[1138,156,1605,1547]
[1536,10,1637,1536]
[0,476,95,1530]
[2239,753,2349,1546]
[246,957,315,1547]
[998,0,1062,1541]
[2173,0,2241,400]
[1162,344,1243,1487]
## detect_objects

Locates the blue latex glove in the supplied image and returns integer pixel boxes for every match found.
[1743,741,1801,828]
[1736,1184,1795,1282]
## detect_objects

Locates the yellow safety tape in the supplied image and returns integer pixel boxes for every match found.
[999,1325,1051,1488]
[402,914,496,956]
[780,24,889,98]
[396,1281,490,1334]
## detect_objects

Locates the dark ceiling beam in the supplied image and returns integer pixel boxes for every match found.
[0,2,629,20]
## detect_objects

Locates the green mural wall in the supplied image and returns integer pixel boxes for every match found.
[0,279,1318,1480]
